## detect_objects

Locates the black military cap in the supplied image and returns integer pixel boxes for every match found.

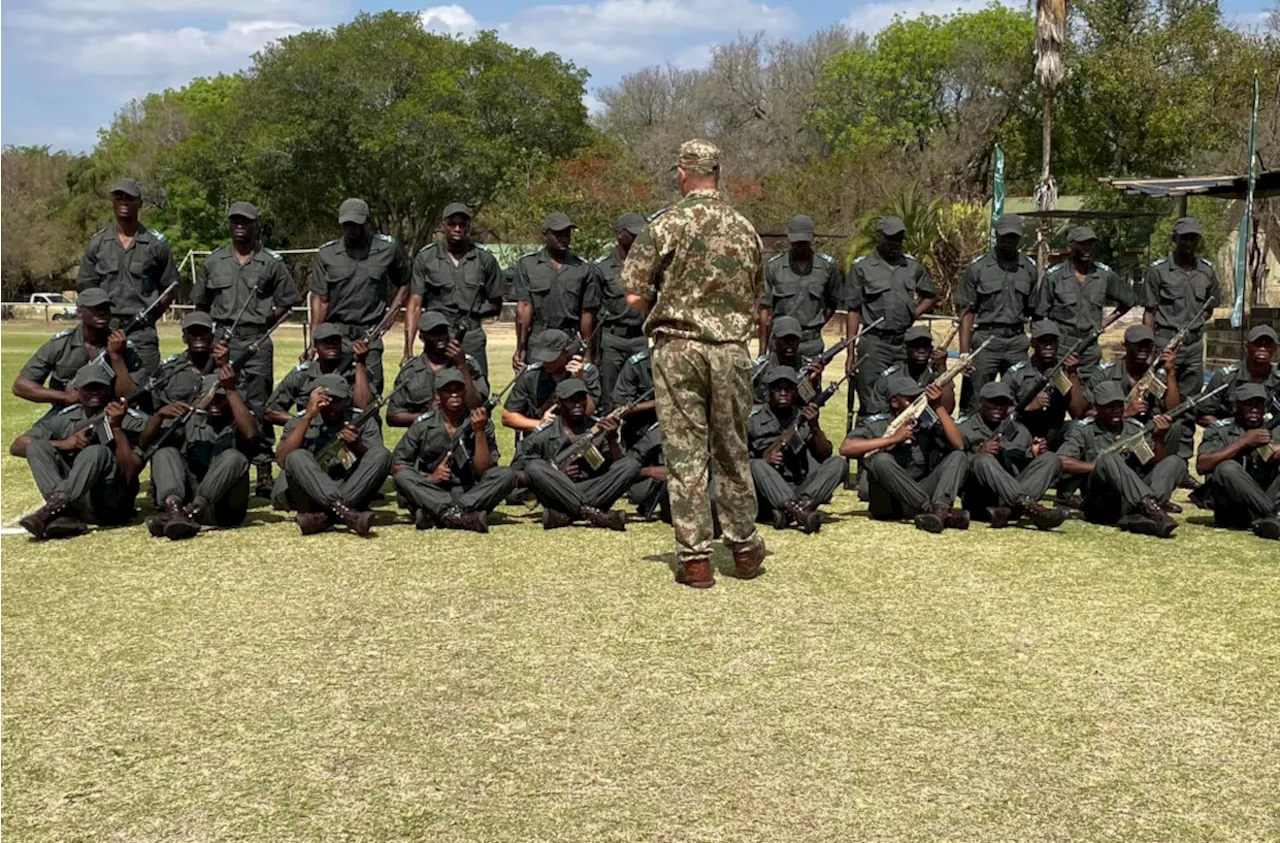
[110,177,142,197]
[442,202,472,221]
[904,326,934,345]
[555,378,588,399]
[541,211,574,232]
[1067,226,1098,243]
[434,369,466,390]
[764,366,800,386]
[419,312,450,333]
[787,215,815,243]
[313,373,351,400]
[1172,217,1202,236]
[1092,381,1126,405]
[182,311,214,331]
[73,362,114,388]
[77,289,112,309]
[338,198,370,224]
[1235,383,1269,403]
[1030,319,1062,339]
[876,216,906,236]
[227,201,258,220]
[614,213,646,235]
[532,329,572,362]
[980,381,1015,402]
[312,324,344,342]
[1123,324,1155,344]
[994,214,1024,236]
[771,316,803,338]
[1247,325,1277,343]
[887,375,923,399]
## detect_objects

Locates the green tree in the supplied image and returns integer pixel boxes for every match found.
[1,146,85,297]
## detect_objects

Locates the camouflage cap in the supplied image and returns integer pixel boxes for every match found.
[442,202,472,221]
[1247,324,1277,343]
[541,211,574,232]
[555,377,589,399]
[434,369,466,390]
[1030,319,1061,339]
[675,138,721,175]
[614,213,646,235]
[72,361,113,388]
[980,381,1015,402]
[786,215,815,243]
[312,323,344,342]
[771,315,803,338]
[313,373,350,400]
[994,214,1024,236]
[338,198,370,224]
[876,216,906,236]
[764,365,800,386]
[1234,383,1269,403]
[110,177,142,197]
[419,312,450,333]
[904,325,934,345]
[182,311,214,331]
[227,201,258,221]
[1092,381,1126,405]
[1068,225,1098,243]
[887,375,924,399]
[1123,324,1155,344]
[1172,217,1202,237]
[77,288,112,309]
[531,329,572,362]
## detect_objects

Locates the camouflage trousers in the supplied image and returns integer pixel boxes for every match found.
[652,336,761,563]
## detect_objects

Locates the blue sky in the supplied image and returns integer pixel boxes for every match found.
[1,0,1273,153]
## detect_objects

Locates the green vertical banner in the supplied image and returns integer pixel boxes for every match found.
[990,145,1006,249]
[1233,72,1259,329]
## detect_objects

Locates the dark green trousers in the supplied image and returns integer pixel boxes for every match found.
[111,318,160,373]
[854,332,905,420]
[1206,461,1280,527]
[1155,330,1206,400]
[393,466,516,517]
[1082,452,1186,524]
[963,452,1062,512]
[227,333,276,472]
[750,455,844,520]
[864,450,968,520]
[524,457,642,515]
[598,331,647,412]
[151,447,251,527]
[960,329,1028,414]
[1059,333,1102,387]
[26,440,137,525]
[274,447,391,512]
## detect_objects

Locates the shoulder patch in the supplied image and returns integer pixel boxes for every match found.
[148,228,167,242]
[1096,261,1112,271]
[864,413,889,422]
[58,405,79,415]
[264,248,284,262]
[627,350,650,364]
[1211,418,1232,428]
[320,238,340,249]
[1075,418,1095,426]
[127,408,146,419]
[292,361,312,373]
[1007,361,1027,374]
[52,328,73,339]
[374,233,396,244]
[1152,257,1167,267]
[415,411,436,423]
[1219,363,1240,376]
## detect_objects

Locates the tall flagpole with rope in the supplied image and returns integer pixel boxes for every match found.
[1034,0,1067,280]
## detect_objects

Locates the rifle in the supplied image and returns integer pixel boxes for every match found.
[867,336,994,457]
[337,301,403,377]
[1126,295,1218,405]
[570,324,600,359]
[452,284,489,345]
[763,374,849,460]
[552,389,655,473]
[1101,383,1229,464]
[1258,393,1280,462]
[794,316,886,401]
[87,279,180,367]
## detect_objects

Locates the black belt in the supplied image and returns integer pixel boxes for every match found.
[605,324,645,339]
[800,327,824,341]
[217,322,269,338]
[976,324,1026,338]
[333,321,381,338]
[867,329,905,344]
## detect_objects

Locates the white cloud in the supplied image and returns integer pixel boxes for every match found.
[845,0,1010,35]
[420,4,480,36]
[42,0,339,17]
[65,20,305,78]
[583,93,607,115]
[4,12,122,33]
[672,43,714,70]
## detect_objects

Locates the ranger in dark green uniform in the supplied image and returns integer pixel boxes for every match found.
[14,288,142,416]
[1195,383,1280,539]
[391,370,516,532]
[308,198,410,396]
[151,312,219,409]
[1197,325,1279,425]
[955,381,1066,529]
[759,215,845,359]
[839,375,969,532]
[141,367,259,540]
[1058,381,1182,537]
[751,316,823,405]
[75,178,178,372]
[386,312,488,426]
[403,202,504,376]
[956,214,1038,412]
[1004,320,1086,448]
[864,325,952,417]
[846,216,940,415]
[595,213,649,410]
[273,374,391,537]
[513,378,642,531]
[747,366,844,533]
[264,324,363,425]
[11,362,148,539]
[1141,217,1220,399]
[1088,324,1191,463]
[1033,226,1135,380]
[611,347,667,519]
[511,212,601,373]
[501,330,602,435]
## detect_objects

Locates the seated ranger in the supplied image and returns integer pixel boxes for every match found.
[863,324,954,418]
[611,345,667,518]
[10,362,147,540]
[1004,320,1086,448]
[386,311,488,427]
[273,374,391,537]
[751,315,823,405]
[1198,325,1279,426]
[955,381,1067,530]
[512,378,641,531]
[1195,383,1280,540]
[141,364,259,540]
[501,329,601,434]
[747,366,844,533]
[265,324,371,425]
[391,370,515,533]
[151,311,220,410]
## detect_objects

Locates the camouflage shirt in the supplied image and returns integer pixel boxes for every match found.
[621,188,764,344]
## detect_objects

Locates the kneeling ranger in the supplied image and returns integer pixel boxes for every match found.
[1195,383,1280,540]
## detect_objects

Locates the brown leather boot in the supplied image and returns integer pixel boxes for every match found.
[913,504,947,534]
[542,508,574,530]
[183,497,208,524]
[1017,496,1067,531]
[785,500,822,534]
[987,506,1014,528]
[676,557,714,588]
[945,508,970,530]
[442,505,489,533]
[296,511,330,535]
[331,501,374,537]
[163,496,200,540]
[1139,496,1178,537]
[20,492,72,540]
[581,505,626,532]
[146,512,169,537]
[414,507,439,530]
[732,536,766,579]
[1252,516,1280,540]
[254,466,274,499]
[1159,499,1183,514]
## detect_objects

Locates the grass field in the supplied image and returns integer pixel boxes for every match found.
[2,320,1279,842]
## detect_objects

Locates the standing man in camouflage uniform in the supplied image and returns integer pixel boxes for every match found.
[309,198,410,396]
[1141,217,1220,399]
[75,178,179,372]
[595,213,649,410]
[846,216,940,417]
[403,202,504,377]
[759,215,845,359]
[512,212,601,373]
[193,201,301,496]
[955,213,1038,413]
[623,138,767,588]
[1034,226,1134,381]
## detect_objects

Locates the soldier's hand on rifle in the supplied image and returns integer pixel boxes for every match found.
[599,415,621,440]
[445,340,466,367]
[1028,391,1051,412]
[889,420,916,445]
[845,352,860,377]
[765,447,784,466]
[1152,413,1173,439]
[803,358,825,379]
[1031,437,1049,457]
[339,423,360,445]
[300,346,317,363]
[107,329,128,360]
[930,348,949,372]
[218,364,238,392]
[213,342,230,367]
[305,387,330,417]
[470,407,489,430]
[1125,396,1149,418]
[512,348,526,374]
[427,461,452,484]
[1242,427,1274,449]
[801,403,821,428]
[1063,353,1081,375]
[564,460,585,480]
[105,398,127,429]
[980,437,1001,456]
[925,383,945,408]
[159,402,191,421]
[353,340,369,364]
[1161,342,1180,373]
[566,356,584,377]
[55,428,93,452]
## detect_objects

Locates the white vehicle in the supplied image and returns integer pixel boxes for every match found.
[10,292,78,321]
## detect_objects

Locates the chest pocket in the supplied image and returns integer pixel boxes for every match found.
[527,273,568,329]
[420,263,456,301]
[861,270,893,299]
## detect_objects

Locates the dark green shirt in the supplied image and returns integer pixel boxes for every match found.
[309,234,409,326]
[151,351,211,408]
[410,242,503,325]
[505,362,602,419]
[595,250,646,335]
[19,325,144,395]
[193,245,300,328]
[1140,253,1220,336]
[955,251,1038,328]
[282,408,385,459]
[847,252,938,334]
[1004,359,1074,440]
[1033,260,1135,338]
[513,415,618,478]
[386,355,489,418]
[391,411,500,489]
[612,349,656,446]
[849,411,950,480]
[23,403,147,467]
[955,412,1035,473]
[1199,420,1279,488]
[762,251,845,334]
[76,225,179,316]
[865,361,938,418]
[1059,416,1147,464]
[1086,361,1159,423]
[512,248,602,335]
[747,404,818,484]
[1200,361,1280,421]
[267,360,354,416]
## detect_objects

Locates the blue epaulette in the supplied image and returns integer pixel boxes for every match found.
[1025,256,1037,269]
[647,207,671,222]
[853,256,867,264]
[881,363,901,377]
[1007,361,1027,374]
[956,414,970,425]
[1152,257,1167,267]
[749,407,762,417]
[767,252,785,264]
[583,362,597,373]
[416,242,438,256]
[1219,363,1240,376]
[968,254,985,266]
[517,249,540,260]
[533,419,554,432]
[816,252,836,264]
[864,413,889,422]
[1124,417,1145,429]
[628,350,650,365]
[127,408,146,419]
[162,353,180,365]
[319,239,340,249]
[58,405,79,415]
[1097,361,1115,372]
[1075,417,1094,426]
[1199,257,1213,267]
[293,361,312,373]
[1096,261,1112,271]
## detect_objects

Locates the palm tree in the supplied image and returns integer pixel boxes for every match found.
[1035,0,1067,275]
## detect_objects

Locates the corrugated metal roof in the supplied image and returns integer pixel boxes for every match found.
[1099,171,1280,199]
